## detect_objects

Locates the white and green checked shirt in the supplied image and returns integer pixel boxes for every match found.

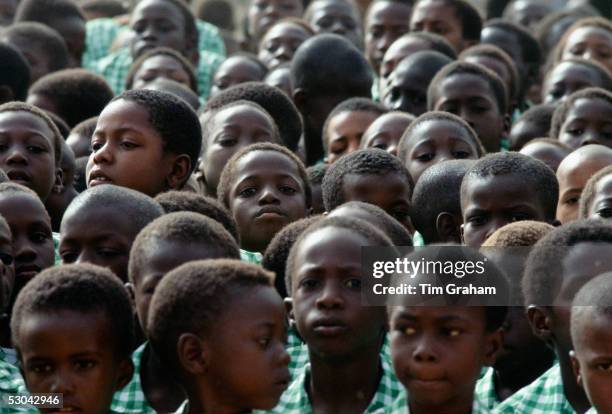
[240,249,263,265]
[0,349,29,413]
[475,367,500,411]
[585,409,596,414]
[110,343,156,414]
[381,387,491,414]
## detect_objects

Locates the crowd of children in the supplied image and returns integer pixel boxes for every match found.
[0,0,611,413]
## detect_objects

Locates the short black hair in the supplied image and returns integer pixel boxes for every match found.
[217,142,311,209]
[322,148,414,212]
[194,0,234,31]
[571,272,612,341]
[414,0,482,42]
[482,220,555,248]
[0,183,50,224]
[550,87,612,140]
[523,219,612,306]
[262,215,322,298]
[534,8,597,57]
[484,18,542,71]
[125,47,198,94]
[546,58,612,95]
[216,52,268,79]
[46,111,70,139]
[411,159,475,244]
[397,32,458,59]
[285,216,396,292]
[428,61,509,115]
[0,43,30,102]
[73,156,88,193]
[579,165,612,219]
[28,69,114,128]
[81,0,127,18]
[509,103,556,150]
[11,263,134,359]
[143,78,201,111]
[154,190,240,242]
[148,259,274,374]
[15,0,84,24]
[322,98,388,152]
[1,22,70,74]
[552,17,612,69]
[306,163,327,186]
[521,137,572,152]
[204,81,302,152]
[461,152,559,221]
[113,89,202,175]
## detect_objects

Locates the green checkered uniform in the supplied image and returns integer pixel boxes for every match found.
[381,387,491,414]
[110,343,156,414]
[240,249,263,265]
[0,349,29,413]
[493,363,577,414]
[475,367,500,410]
[585,409,596,414]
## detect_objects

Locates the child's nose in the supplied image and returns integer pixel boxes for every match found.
[92,143,112,164]
[6,147,27,164]
[259,186,280,204]
[412,337,439,363]
[316,282,344,309]
[49,370,76,395]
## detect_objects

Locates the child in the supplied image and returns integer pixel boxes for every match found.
[258,19,314,70]
[502,0,553,31]
[273,216,401,413]
[508,104,555,150]
[303,0,363,49]
[322,148,413,231]
[217,142,310,256]
[210,54,268,97]
[361,112,415,157]
[550,87,612,149]
[265,64,293,97]
[87,89,201,197]
[246,0,303,51]
[59,184,163,281]
[10,263,135,413]
[570,272,612,414]
[112,212,241,413]
[0,22,70,84]
[306,163,327,215]
[46,141,79,232]
[125,47,198,94]
[143,78,201,111]
[66,116,97,158]
[409,0,481,53]
[461,152,559,248]
[542,59,612,105]
[0,43,30,104]
[198,100,282,198]
[496,220,612,414]
[323,98,388,164]
[556,144,612,224]
[81,0,127,20]
[148,259,290,413]
[411,159,475,244]
[428,61,510,153]
[382,51,453,116]
[519,138,572,173]
[579,165,612,221]
[398,111,483,183]
[27,68,114,128]
[553,17,612,73]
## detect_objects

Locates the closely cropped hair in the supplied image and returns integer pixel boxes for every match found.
[194,0,234,30]
[148,259,274,374]
[11,263,134,358]
[219,53,269,78]
[72,116,98,137]
[144,78,200,111]
[15,0,85,23]
[571,272,612,340]
[125,47,198,93]
[322,148,414,212]
[81,0,127,18]
[0,44,30,102]
[323,98,388,151]
[217,142,311,209]
[579,165,612,219]
[428,61,509,115]
[482,221,555,248]
[509,104,556,150]
[154,191,240,242]
[484,19,542,71]
[400,32,458,59]
[306,163,327,185]
[46,111,70,139]
[28,69,114,127]
[550,87,612,139]
[552,17,612,68]
[534,8,598,57]
[417,0,482,42]
[546,58,612,93]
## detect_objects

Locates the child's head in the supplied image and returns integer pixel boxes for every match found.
[125,47,198,94]
[11,263,134,413]
[570,271,612,414]
[0,216,13,314]
[364,0,413,74]
[264,64,293,97]
[218,142,310,253]
[87,89,201,196]
[0,101,63,201]
[382,50,453,116]
[428,61,509,153]
[303,0,362,49]
[257,18,314,70]
[518,138,571,173]
[27,69,114,128]
[461,152,559,247]
[361,111,415,157]
[550,87,612,149]
[247,0,303,46]
[81,0,127,20]
[306,163,327,215]
[199,100,281,197]
[554,17,612,74]
[210,54,268,97]
[411,159,474,244]
[66,116,97,159]
[409,0,482,53]
[128,212,240,334]
[59,184,163,281]
[0,22,70,84]
[502,0,553,31]
[0,43,30,104]
[543,58,612,105]
[398,111,483,183]
[143,78,201,111]
[323,97,388,164]
[322,148,414,229]
[508,103,555,150]
[148,259,289,411]
[556,144,612,224]
[579,165,612,221]
[46,141,77,231]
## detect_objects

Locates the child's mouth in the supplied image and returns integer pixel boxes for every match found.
[6,169,30,185]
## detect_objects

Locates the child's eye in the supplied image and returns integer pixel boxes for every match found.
[279,185,297,195]
[257,337,271,348]
[98,248,121,258]
[344,278,361,289]
[511,213,532,222]
[60,251,78,263]
[467,216,486,226]
[91,142,104,152]
[596,207,612,218]
[566,128,584,136]
[415,153,434,162]
[299,278,319,289]
[452,150,471,159]
[445,328,462,337]
[397,325,416,336]
[30,363,53,374]
[596,362,612,371]
[31,231,50,243]
[27,145,45,154]
[74,360,96,371]
[0,252,13,265]
[238,187,257,198]
[217,136,238,147]
[120,141,139,150]
[564,197,579,206]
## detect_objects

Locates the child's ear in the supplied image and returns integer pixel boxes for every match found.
[459,222,465,244]
[166,154,192,190]
[483,327,504,367]
[569,350,584,388]
[177,333,208,375]
[52,168,64,195]
[284,297,295,324]
[115,358,135,390]
[527,305,554,344]
[124,282,135,305]
[436,212,462,243]
[500,113,511,140]
[292,88,308,113]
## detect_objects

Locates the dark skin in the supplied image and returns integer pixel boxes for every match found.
[48,16,85,68]
[410,0,469,53]
[508,118,550,151]
[131,55,192,91]
[258,21,311,70]
[382,58,435,116]
[543,62,607,105]
[305,0,362,49]
[379,36,437,87]
[585,173,612,220]
[247,0,303,47]
[519,142,570,173]
[0,34,54,84]
[558,98,612,150]
[0,220,14,348]
[66,131,92,158]
[561,26,612,74]
[325,110,380,164]
[361,113,413,157]
[210,56,267,97]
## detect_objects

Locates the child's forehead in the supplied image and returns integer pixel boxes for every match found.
[566,97,612,120]
[561,242,612,288]
[0,110,54,138]
[391,305,486,324]
[213,104,273,128]
[568,25,612,43]
[235,150,299,175]
[439,72,494,97]
[133,0,183,21]
[141,54,183,70]
[410,118,468,140]
[295,226,367,260]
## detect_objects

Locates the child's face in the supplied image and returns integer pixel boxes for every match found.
[1,35,51,83]
[248,0,303,42]
[307,0,362,48]
[202,285,290,411]
[0,111,59,201]
[365,0,412,74]
[562,26,612,74]
[210,57,265,97]
[559,98,612,149]
[87,99,177,197]
[410,0,465,52]
[132,55,191,90]
[380,36,430,82]
[504,0,551,31]
[383,62,432,116]
[462,55,513,104]
[508,118,547,151]
[461,175,548,247]
[265,67,293,97]
[0,221,14,313]
[0,193,53,296]
[258,22,311,70]
[290,227,386,358]
[432,73,507,153]
[326,110,380,164]
[228,150,307,253]
[480,27,526,84]
[585,173,612,220]
[389,306,500,409]
[519,142,568,173]
[66,131,92,159]
[201,104,280,196]
[362,114,413,157]
[543,62,603,105]
[402,119,479,182]
[342,172,412,229]
[18,310,132,414]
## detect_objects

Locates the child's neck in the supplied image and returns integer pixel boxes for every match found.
[557,349,591,414]
[409,395,473,414]
[141,343,186,413]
